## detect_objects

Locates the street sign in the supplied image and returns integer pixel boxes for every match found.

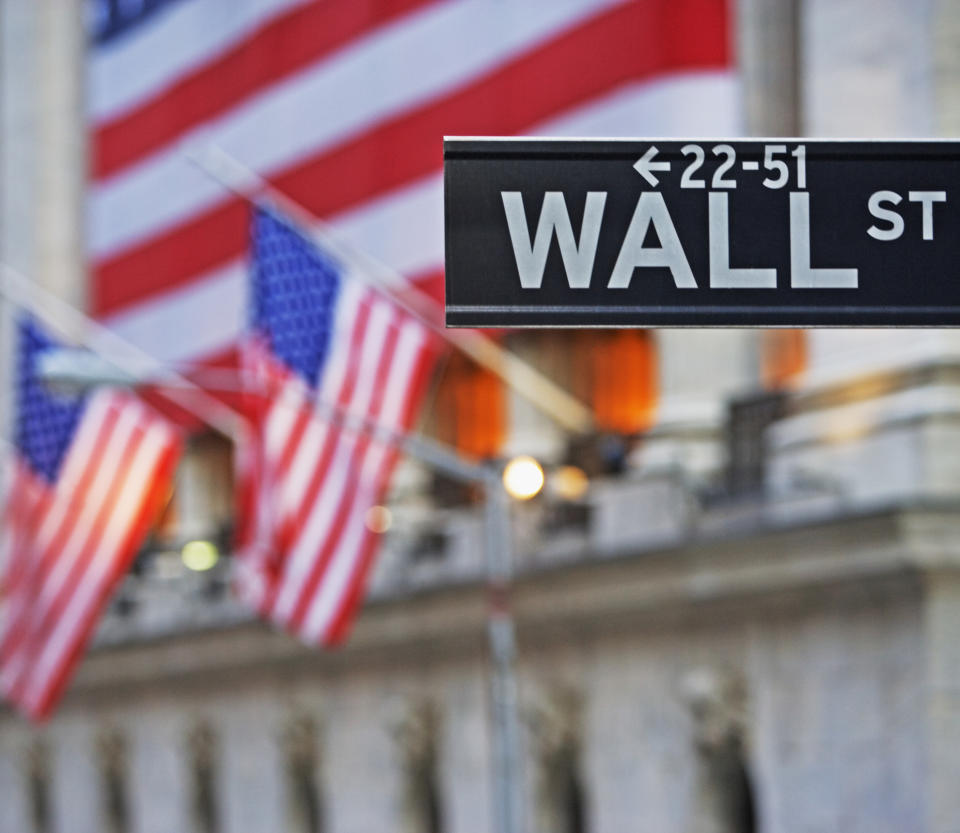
[444,138,960,327]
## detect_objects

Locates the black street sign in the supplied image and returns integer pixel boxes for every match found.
[444,138,960,327]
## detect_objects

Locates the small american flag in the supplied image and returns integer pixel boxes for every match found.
[235,209,436,645]
[0,318,181,721]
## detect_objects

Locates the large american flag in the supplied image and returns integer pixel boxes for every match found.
[0,319,181,720]
[235,210,436,645]
[84,0,738,642]
[87,0,739,366]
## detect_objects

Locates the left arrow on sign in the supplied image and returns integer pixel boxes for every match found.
[633,145,671,187]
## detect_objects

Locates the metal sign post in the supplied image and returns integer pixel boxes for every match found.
[484,477,525,833]
[444,138,960,327]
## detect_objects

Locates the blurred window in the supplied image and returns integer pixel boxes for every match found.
[27,739,52,833]
[543,746,587,833]
[433,353,505,460]
[397,704,444,833]
[139,432,234,573]
[97,728,130,833]
[533,693,588,833]
[283,715,324,833]
[724,391,786,500]
[187,722,220,833]
[575,330,658,435]
[692,726,757,833]
[175,434,235,545]
[687,671,757,833]
[762,329,806,389]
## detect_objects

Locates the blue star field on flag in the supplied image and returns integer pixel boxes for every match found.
[15,319,88,485]
[251,209,341,390]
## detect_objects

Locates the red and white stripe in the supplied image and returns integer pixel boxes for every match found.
[237,282,435,645]
[0,462,48,678]
[89,0,739,364]
[0,391,180,721]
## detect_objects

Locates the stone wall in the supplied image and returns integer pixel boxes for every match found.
[0,556,926,833]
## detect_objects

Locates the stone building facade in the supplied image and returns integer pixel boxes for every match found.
[4,1,960,832]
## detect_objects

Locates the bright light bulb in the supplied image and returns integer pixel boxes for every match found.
[181,540,219,572]
[365,505,393,533]
[552,465,589,501]
[502,455,545,500]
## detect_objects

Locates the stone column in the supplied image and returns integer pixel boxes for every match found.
[922,568,960,833]
[0,0,86,444]
[0,724,33,833]
[0,0,39,446]
[0,0,39,279]
[0,0,85,302]
[220,698,287,833]
[933,0,960,136]
[35,0,87,309]
[50,718,101,833]
[130,711,192,833]
[736,0,802,136]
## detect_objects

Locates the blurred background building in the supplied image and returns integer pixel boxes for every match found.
[3,1,960,832]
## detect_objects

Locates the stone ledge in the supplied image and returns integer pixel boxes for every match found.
[55,500,957,708]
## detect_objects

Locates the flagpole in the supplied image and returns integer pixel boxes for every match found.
[0,267,489,498]
[185,143,593,436]
[0,264,493,487]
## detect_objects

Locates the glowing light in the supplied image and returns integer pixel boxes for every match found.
[502,455,545,500]
[181,540,219,572]
[552,465,589,501]
[365,505,393,533]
